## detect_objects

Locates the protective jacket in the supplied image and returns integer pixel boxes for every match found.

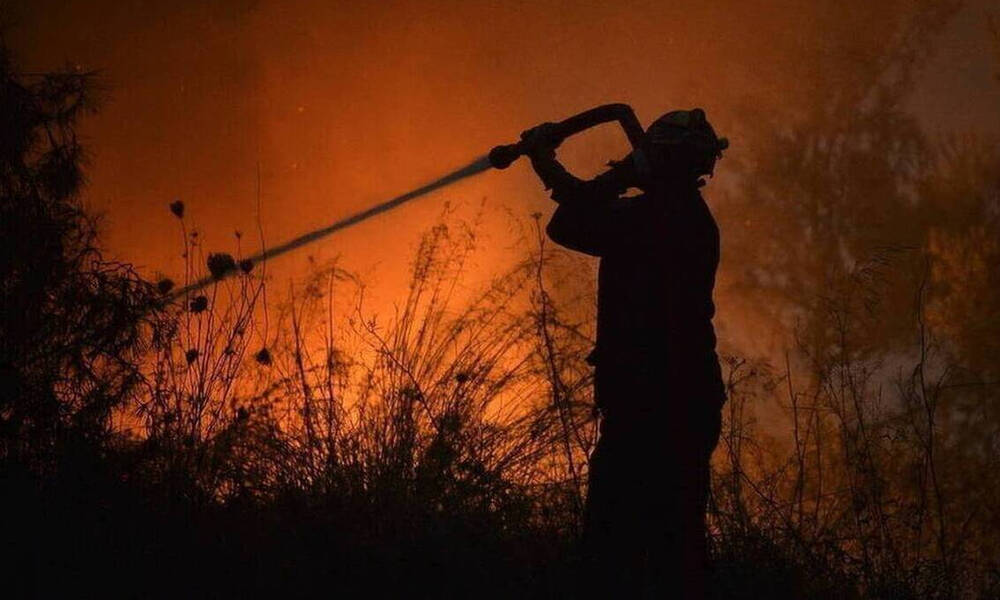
[532,154,726,414]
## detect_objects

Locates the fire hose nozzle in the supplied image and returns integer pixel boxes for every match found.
[487,142,526,170]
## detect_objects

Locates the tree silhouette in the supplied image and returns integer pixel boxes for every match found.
[0,44,154,471]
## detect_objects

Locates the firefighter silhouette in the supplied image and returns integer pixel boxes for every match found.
[523,107,728,599]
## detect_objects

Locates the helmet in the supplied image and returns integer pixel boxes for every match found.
[644,108,729,178]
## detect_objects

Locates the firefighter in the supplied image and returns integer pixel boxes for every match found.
[523,107,729,598]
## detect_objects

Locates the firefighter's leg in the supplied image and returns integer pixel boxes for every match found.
[582,418,646,597]
[677,403,722,599]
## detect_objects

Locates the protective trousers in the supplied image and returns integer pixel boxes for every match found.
[581,361,722,599]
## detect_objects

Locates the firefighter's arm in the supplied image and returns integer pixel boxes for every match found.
[543,190,647,257]
[528,151,639,256]
[528,155,619,205]
[525,134,634,206]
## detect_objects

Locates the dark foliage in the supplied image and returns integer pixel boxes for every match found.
[0,46,156,471]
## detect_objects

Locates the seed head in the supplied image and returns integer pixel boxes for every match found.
[190,295,208,313]
[156,278,175,295]
[169,200,184,218]
[254,347,272,366]
[207,253,237,280]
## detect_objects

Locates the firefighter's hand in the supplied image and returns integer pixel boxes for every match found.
[520,122,562,159]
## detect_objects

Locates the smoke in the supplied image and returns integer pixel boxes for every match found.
[8,0,998,332]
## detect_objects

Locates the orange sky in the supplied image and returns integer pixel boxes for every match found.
[8,0,1000,334]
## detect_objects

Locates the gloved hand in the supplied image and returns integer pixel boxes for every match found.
[520,122,563,160]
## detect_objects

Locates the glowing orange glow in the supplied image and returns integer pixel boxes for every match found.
[9,0,999,344]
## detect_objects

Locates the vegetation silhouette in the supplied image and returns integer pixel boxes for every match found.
[3,3,1000,598]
